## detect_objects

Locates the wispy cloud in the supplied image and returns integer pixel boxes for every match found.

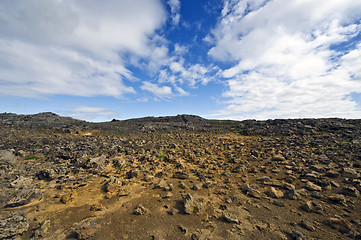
[65,105,118,122]
[209,0,361,119]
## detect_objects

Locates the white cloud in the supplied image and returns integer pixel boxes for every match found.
[140,81,173,98]
[168,0,181,26]
[209,0,361,119]
[0,0,166,98]
[66,105,118,122]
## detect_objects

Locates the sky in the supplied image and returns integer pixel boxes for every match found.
[1,0,361,122]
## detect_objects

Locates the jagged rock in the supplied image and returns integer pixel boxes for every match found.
[0,213,29,239]
[192,183,203,191]
[267,187,284,198]
[154,179,173,191]
[5,189,42,208]
[325,216,354,235]
[301,201,323,213]
[285,189,301,200]
[36,168,57,181]
[73,219,100,239]
[33,220,50,238]
[183,193,204,214]
[10,176,33,189]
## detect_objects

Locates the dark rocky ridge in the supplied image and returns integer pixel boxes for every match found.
[1,112,361,136]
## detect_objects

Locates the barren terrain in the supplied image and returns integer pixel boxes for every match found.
[1,113,361,239]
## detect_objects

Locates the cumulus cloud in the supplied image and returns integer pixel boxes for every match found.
[0,0,166,98]
[140,81,173,98]
[209,0,361,119]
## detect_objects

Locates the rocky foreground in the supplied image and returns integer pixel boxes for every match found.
[0,113,361,239]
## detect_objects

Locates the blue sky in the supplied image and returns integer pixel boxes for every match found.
[1,0,361,122]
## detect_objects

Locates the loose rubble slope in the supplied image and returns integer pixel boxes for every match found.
[0,113,361,239]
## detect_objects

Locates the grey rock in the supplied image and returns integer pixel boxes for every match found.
[291,229,305,240]
[5,189,42,208]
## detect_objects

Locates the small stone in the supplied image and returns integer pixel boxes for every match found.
[311,192,322,199]
[267,187,284,199]
[273,200,285,207]
[203,181,214,188]
[305,181,322,192]
[328,194,346,205]
[291,229,305,240]
[285,189,300,200]
[341,186,360,197]
[272,154,286,161]
[192,183,203,191]
[326,170,340,178]
[247,189,261,199]
[133,204,149,215]
[330,181,340,188]
[301,201,323,213]
[172,171,189,179]
[222,211,239,224]
[179,182,187,189]
[154,179,172,191]
[342,168,359,178]
[167,208,179,215]
[163,192,173,199]
[299,220,315,231]
[90,204,105,211]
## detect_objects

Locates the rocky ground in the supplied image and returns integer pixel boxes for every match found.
[0,113,361,239]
